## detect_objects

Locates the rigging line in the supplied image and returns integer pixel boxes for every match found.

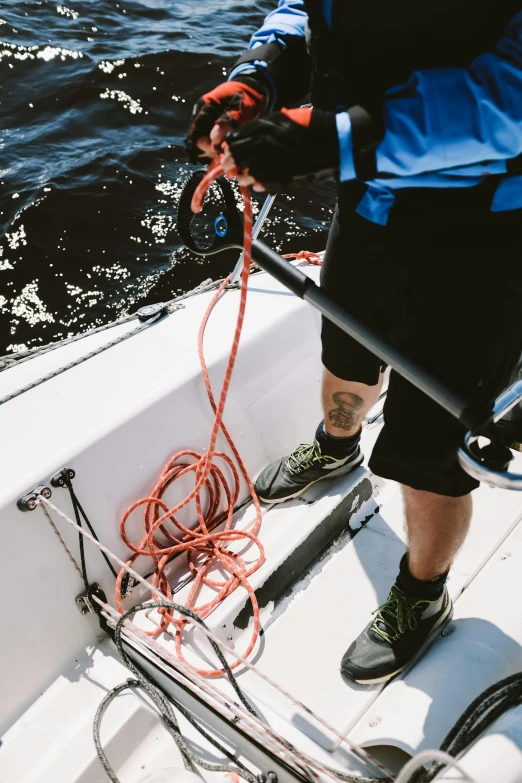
[415,674,522,783]
[93,679,189,783]
[37,443,394,779]
[456,687,522,754]
[0,320,150,407]
[0,276,225,370]
[105,617,317,782]
[62,472,118,580]
[60,473,89,591]
[0,312,136,369]
[75,498,89,592]
[103,602,323,782]
[115,601,259,718]
[405,674,522,783]
[94,675,257,783]
[0,274,235,404]
[167,692,256,776]
[99,600,385,783]
[442,674,522,756]
[395,750,475,783]
[100,603,315,761]
[40,502,83,579]
[39,492,295,781]
[93,676,260,783]
[99,602,333,783]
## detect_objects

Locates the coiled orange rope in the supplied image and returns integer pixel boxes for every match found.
[115,162,265,676]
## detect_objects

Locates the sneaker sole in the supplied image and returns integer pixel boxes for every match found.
[256,452,364,504]
[351,601,454,685]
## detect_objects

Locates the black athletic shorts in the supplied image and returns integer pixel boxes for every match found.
[320,180,522,497]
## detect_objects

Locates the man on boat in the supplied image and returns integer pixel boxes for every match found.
[185,1,522,684]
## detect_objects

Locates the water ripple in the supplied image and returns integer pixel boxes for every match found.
[0,0,335,354]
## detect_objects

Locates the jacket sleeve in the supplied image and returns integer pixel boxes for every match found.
[248,0,308,46]
[229,1,310,109]
[340,10,522,181]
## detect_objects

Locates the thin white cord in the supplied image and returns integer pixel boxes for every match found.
[100,606,327,783]
[41,502,83,577]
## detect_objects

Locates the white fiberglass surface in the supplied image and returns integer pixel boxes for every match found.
[3,257,522,782]
[436,702,522,783]
[351,480,522,756]
[231,452,522,754]
[0,266,325,733]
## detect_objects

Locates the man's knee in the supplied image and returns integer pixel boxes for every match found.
[402,483,473,511]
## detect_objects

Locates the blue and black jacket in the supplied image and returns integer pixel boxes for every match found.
[230,1,522,225]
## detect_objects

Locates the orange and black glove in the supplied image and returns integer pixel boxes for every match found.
[224,107,339,191]
[185,78,267,163]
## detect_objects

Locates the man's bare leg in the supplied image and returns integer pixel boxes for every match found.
[403,486,473,580]
[254,368,382,502]
[322,368,383,437]
[340,484,470,682]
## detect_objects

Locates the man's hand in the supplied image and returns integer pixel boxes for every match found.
[185,80,266,164]
[223,107,339,192]
[221,143,266,192]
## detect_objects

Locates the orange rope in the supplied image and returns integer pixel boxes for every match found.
[282,250,323,266]
[115,162,265,677]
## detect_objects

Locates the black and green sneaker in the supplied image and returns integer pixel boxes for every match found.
[254,430,363,504]
[340,583,453,684]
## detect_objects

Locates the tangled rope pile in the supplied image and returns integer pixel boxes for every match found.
[115,161,265,676]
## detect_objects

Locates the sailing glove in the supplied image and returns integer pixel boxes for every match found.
[185,79,267,163]
[225,107,339,191]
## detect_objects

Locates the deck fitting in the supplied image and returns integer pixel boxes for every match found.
[75,583,108,618]
[50,467,76,488]
[17,484,52,511]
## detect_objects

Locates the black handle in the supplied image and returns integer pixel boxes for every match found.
[176,169,243,255]
[175,192,491,433]
[249,240,485,431]
[252,239,522,487]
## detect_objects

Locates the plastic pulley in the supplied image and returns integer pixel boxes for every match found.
[50,467,76,488]
[176,169,243,256]
[17,483,52,511]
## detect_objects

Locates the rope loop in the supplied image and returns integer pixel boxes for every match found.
[115,162,264,676]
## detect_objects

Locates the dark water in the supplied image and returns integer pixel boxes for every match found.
[0,0,335,355]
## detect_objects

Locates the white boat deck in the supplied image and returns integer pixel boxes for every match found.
[234,451,522,756]
[4,440,522,782]
[2,261,522,782]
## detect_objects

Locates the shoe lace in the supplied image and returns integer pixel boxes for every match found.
[285,440,337,476]
[371,588,431,644]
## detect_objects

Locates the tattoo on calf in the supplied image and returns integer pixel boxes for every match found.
[328,391,364,432]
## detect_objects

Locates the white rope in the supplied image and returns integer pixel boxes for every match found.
[395,749,476,783]
[36,495,395,781]
[98,600,338,783]
[40,502,83,578]
[115,626,324,783]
